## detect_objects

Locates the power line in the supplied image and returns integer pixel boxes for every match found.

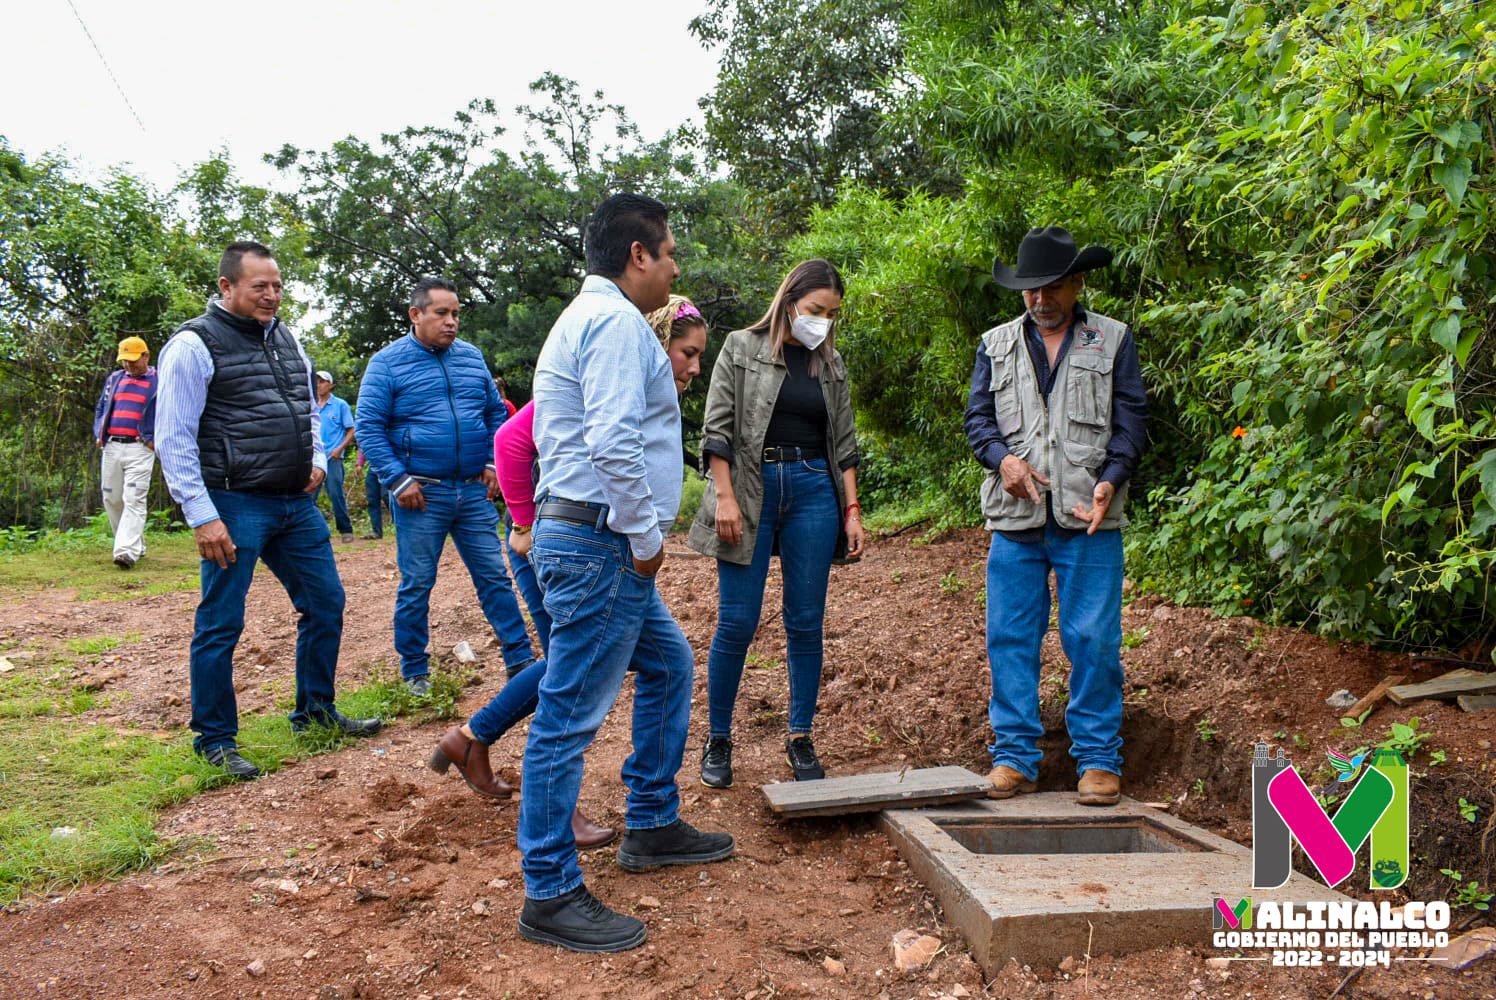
[61,0,146,133]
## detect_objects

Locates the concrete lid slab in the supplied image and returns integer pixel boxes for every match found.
[761,765,991,817]
[881,794,1353,971]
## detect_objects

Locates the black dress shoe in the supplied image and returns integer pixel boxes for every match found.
[700,735,733,788]
[518,884,646,953]
[616,819,734,872]
[293,713,383,738]
[330,714,382,738]
[202,745,262,780]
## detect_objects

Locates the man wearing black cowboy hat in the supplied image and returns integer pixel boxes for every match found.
[963,226,1148,806]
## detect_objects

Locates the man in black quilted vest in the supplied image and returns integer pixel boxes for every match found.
[156,242,381,780]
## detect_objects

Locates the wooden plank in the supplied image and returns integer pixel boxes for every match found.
[1388,669,1496,706]
[1457,694,1496,713]
[761,766,990,818]
[1342,674,1406,719]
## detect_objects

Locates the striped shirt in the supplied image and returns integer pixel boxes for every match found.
[106,371,157,438]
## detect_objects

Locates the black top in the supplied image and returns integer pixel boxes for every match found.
[181,306,314,495]
[764,344,828,452]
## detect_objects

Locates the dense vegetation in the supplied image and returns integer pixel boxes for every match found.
[1,0,1491,650]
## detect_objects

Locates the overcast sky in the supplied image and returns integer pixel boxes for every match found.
[3,0,721,191]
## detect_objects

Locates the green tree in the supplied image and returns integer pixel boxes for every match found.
[690,0,953,236]
[0,143,212,526]
[798,0,1496,645]
[271,75,771,407]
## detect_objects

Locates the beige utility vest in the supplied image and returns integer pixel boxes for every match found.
[979,311,1129,532]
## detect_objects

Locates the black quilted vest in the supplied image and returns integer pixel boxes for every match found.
[175,305,314,494]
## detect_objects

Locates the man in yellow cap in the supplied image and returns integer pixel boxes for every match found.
[93,336,158,568]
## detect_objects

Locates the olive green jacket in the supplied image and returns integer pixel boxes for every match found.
[687,329,860,565]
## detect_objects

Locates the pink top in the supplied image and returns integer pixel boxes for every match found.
[495,400,540,526]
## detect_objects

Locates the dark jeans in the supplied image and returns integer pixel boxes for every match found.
[391,480,536,679]
[314,457,353,535]
[466,527,555,745]
[364,467,390,537]
[506,526,552,654]
[707,457,840,736]
[189,489,344,753]
[518,518,693,899]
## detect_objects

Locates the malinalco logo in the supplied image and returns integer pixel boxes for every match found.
[1250,742,1409,890]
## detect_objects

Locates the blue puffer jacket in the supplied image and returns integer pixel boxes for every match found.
[355,332,505,496]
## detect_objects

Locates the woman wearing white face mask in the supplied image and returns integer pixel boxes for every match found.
[688,259,864,787]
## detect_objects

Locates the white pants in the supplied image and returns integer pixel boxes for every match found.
[101,440,155,561]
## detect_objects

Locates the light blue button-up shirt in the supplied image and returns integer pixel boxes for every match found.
[533,275,682,560]
[156,300,325,527]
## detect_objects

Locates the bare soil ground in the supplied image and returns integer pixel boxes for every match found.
[2,529,1495,998]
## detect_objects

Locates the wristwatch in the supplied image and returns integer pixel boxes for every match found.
[512,524,532,534]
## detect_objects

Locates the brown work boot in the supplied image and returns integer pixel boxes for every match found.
[1077,769,1121,806]
[986,765,1037,799]
[573,808,617,849]
[428,727,513,799]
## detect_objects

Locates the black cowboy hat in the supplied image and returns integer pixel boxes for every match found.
[992,226,1114,291]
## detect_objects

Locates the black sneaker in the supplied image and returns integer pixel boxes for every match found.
[616,818,735,872]
[506,657,542,682]
[786,735,825,781]
[518,884,646,953]
[406,675,432,698]
[113,554,135,570]
[202,745,262,780]
[700,736,733,788]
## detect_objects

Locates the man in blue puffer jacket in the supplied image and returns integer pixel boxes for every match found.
[356,276,541,696]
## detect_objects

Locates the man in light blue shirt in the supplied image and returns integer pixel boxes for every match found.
[313,370,356,541]
[156,241,380,782]
[516,194,733,954]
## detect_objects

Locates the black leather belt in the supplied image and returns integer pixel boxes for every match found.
[761,446,824,463]
[106,435,142,444]
[537,497,610,528]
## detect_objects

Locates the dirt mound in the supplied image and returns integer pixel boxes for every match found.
[1,529,1493,998]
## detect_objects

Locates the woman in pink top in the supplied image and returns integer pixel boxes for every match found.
[428,296,709,843]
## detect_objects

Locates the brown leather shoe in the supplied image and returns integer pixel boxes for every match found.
[428,727,513,799]
[572,808,617,849]
[1077,769,1121,806]
[987,765,1037,799]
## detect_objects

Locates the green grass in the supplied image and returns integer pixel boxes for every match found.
[0,652,107,719]
[0,531,200,601]
[0,664,467,905]
[66,633,140,656]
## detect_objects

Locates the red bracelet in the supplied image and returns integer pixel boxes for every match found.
[845,502,863,517]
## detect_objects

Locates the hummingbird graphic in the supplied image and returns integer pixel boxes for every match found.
[1327,748,1366,782]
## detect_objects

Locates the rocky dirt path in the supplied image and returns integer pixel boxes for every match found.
[1,530,1493,998]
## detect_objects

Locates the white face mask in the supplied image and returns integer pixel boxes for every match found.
[790,310,832,350]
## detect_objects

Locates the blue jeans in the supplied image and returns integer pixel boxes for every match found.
[707,458,839,736]
[465,528,555,745]
[189,489,345,753]
[985,525,1125,780]
[315,457,353,535]
[506,526,552,655]
[391,481,536,679]
[364,467,390,537]
[518,517,693,900]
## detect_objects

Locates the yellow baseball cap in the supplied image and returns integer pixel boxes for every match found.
[117,337,149,362]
